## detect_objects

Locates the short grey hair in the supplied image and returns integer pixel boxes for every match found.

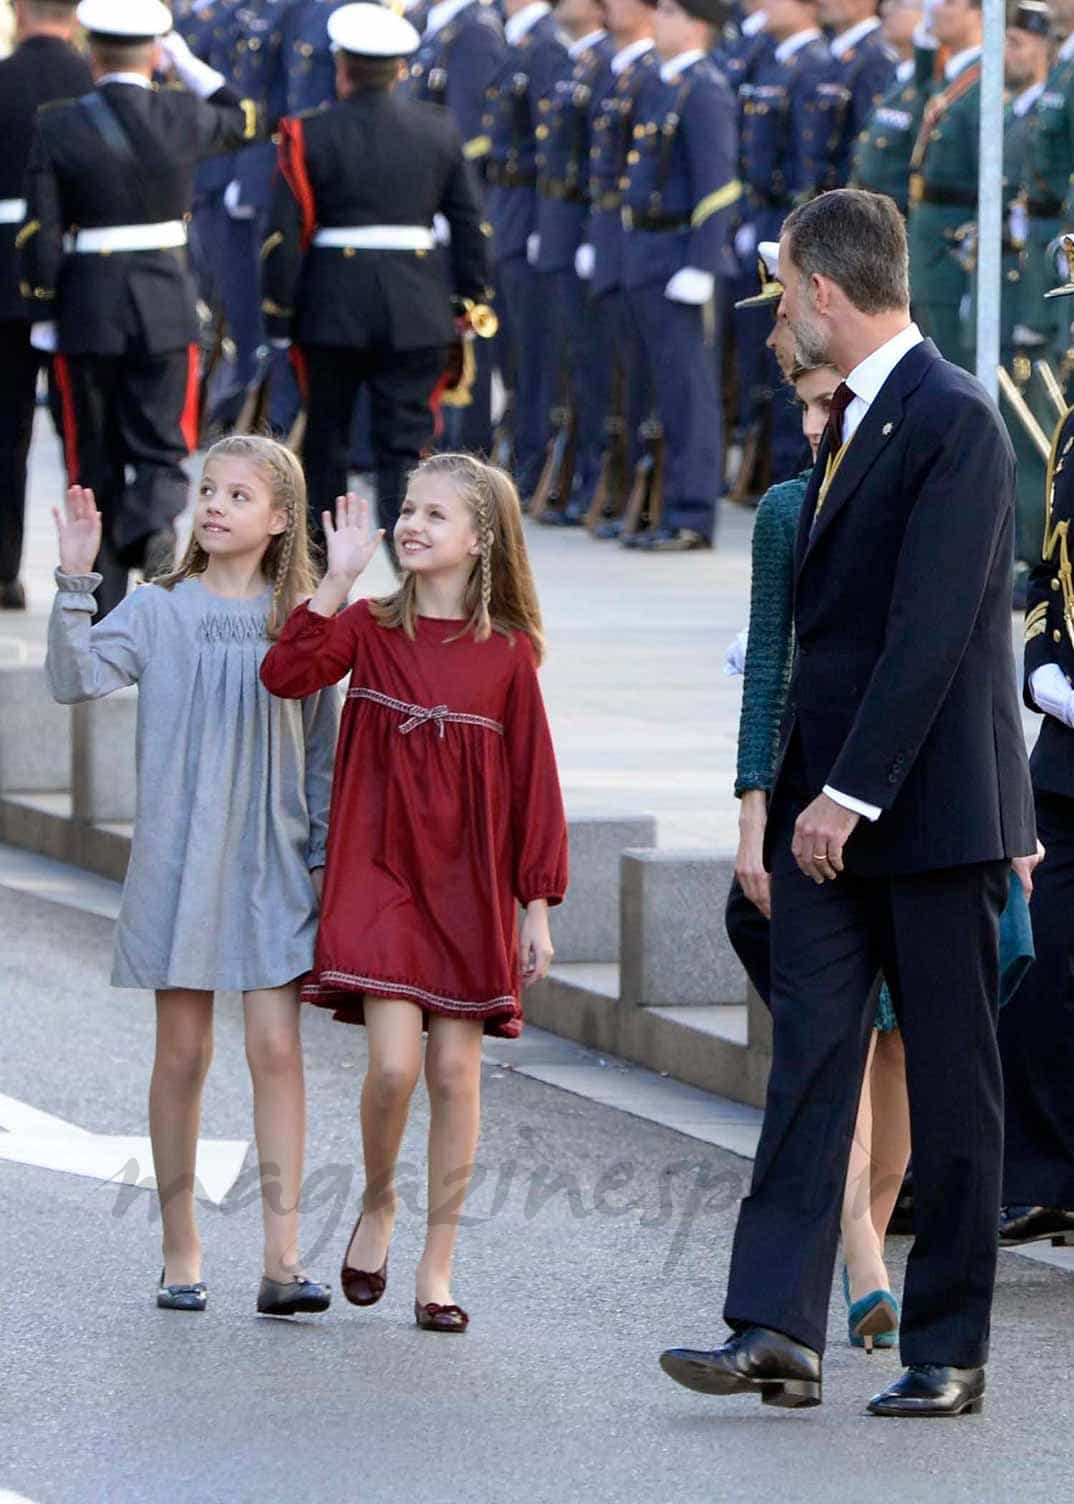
[781,189,910,315]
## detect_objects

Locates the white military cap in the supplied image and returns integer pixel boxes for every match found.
[327,2,420,56]
[76,0,173,37]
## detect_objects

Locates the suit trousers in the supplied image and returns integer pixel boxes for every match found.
[497,254,556,495]
[0,321,43,584]
[999,787,1074,1207]
[626,285,721,540]
[300,343,446,559]
[724,783,1007,1366]
[724,874,772,1005]
[52,344,195,619]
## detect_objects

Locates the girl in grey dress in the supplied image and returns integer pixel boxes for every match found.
[46,436,339,1319]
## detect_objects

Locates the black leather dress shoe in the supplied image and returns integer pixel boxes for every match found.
[659,1325,822,1408]
[257,1275,332,1316]
[0,579,26,610]
[629,526,712,553]
[999,1205,1074,1247]
[867,1364,984,1417]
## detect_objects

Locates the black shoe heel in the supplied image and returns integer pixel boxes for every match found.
[762,1379,822,1409]
[1051,1234,1073,1247]
[962,1398,985,1415]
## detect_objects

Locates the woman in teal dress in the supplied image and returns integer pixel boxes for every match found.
[727,348,1035,1351]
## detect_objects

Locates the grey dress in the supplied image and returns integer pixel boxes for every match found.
[46,571,339,992]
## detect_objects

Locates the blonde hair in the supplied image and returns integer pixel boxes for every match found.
[155,435,316,640]
[369,453,546,663]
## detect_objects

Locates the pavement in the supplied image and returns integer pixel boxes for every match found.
[3,415,1069,1504]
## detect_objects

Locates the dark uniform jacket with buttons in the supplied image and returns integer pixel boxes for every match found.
[262,89,490,349]
[1024,406,1074,798]
[535,33,615,274]
[739,36,830,244]
[587,47,660,298]
[773,338,1036,875]
[849,53,931,215]
[280,0,351,114]
[619,57,739,292]
[484,12,569,263]
[19,81,257,355]
[402,1,507,171]
[809,26,896,193]
[0,33,93,323]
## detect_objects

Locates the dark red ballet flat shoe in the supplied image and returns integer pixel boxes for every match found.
[340,1214,389,1308]
[414,1298,469,1333]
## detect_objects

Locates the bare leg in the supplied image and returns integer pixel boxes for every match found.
[346,998,423,1272]
[842,1030,890,1302]
[244,982,307,1281]
[150,989,214,1286]
[866,1027,911,1244]
[416,1015,484,1307]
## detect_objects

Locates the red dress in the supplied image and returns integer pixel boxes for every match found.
[261,601,569,1037]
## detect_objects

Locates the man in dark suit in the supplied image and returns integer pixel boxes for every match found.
[261,1,491,550]
[0,0,92,611]
[659,189,1038,1418]
[20,0,260,618]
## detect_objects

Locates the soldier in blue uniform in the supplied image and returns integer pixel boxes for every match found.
[999,248,1074,1254]
[532,1,614,522]
[483,0,570,496]
[808,0,895,195]
[579,0,659,536]
[280,0,350,113]
[400,0,507,453]
[735,0,828,487]
[619,0,740,550]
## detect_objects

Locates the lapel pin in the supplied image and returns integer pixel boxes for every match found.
[881,421,894,436]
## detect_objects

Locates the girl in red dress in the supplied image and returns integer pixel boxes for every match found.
[261,453,568,1332]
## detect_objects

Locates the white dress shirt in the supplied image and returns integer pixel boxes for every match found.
[895,58,914,85]
[568,27,605,58]
[829,16,881,59]
[505,0,550,46]
[742,8,767,37]
[660,49,706,83]
[823,321,924,823]
[1013,81,1045,118]
[944,44,981,82]
[774,28,823,65]
[1059,31,1074,62]
[611,38,653,74]
[425,0,475,38]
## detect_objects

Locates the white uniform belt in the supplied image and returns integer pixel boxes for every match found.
[312,226,436,251]
[0,199,27,224]
[70,221,187,253]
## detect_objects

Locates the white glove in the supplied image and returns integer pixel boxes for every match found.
[665,267,715,305]
[734,222,757,262]
[723,627,748,678]
[1030,663,1074,728]
[158,30,227,99]
[224,179,255,221]
[30,321,57,353]
[575,242,595,280]
[270,337,292,350]
[1008,200,1028,248]
[432,213,451,247]
[526,232,541,266]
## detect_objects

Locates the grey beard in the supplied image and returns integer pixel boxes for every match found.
[792,319,830,369]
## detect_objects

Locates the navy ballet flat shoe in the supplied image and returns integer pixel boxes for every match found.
[257,1275,332,1317]
[157,1268,207,1312]
[843,1267,899,1353]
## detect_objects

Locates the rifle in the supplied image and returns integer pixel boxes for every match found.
[529,404,576,519]
[618,417,664,538]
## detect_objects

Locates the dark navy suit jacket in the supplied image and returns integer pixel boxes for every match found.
[771,337,1036,875]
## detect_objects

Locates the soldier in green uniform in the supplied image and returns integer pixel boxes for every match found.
[850,2,932,216]
[1019,0,1074,356]
[994,3,1053,595]
[906,0,982,368]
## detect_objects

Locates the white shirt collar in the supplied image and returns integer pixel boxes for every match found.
[1013,80,1046,116]
[944,44,981,81]
[97,72,153,88]
[425,0,475,38]
[896,57,914,83]
[845,322,923,410]
[830,15,881,58]
[660,48,705,83]
[569,27,606,58]
[774,27,822,64]
[610,37,653,74]
[1060,32,1074,61]
[505,0,550,45]
[742,8,767,36]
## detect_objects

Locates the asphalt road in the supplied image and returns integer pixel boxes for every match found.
[3,882,1073,1504]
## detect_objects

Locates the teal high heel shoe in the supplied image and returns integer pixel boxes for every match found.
[842,1266,898,1352]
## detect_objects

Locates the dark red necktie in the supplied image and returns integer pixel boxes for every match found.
[827,381,854,452]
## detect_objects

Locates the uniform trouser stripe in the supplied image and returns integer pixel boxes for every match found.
[52,354,80,484]
[180,344,199,454]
